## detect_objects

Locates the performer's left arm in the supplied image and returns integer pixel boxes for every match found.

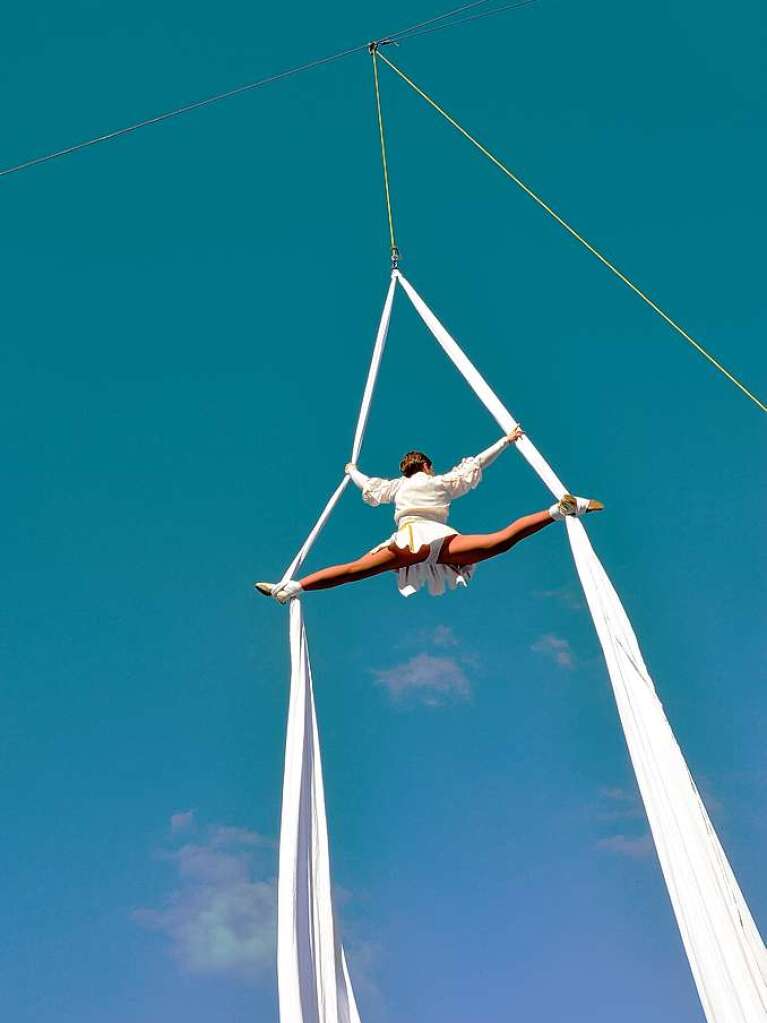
[476,426,524,469]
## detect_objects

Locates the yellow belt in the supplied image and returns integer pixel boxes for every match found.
[397,515,447,554]
[405,522,415,553]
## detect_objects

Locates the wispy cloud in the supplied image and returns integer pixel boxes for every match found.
[600,786,631,802]
[593,786,653,860]
[695,778,725,822]
[531,632,574,669]
[535,585,585,611]
[170,810,195,834]
[344,938,385,1015]
[134,816,276,981]
[373,652,471,706]
[374,625,477,706]
[408,624,460,651]
[594,786,644,823]
[429,625,458,648]
[596,833,654,859]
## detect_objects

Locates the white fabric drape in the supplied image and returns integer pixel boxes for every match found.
[276,268,765,1022]
[397,270,767,1022]
[277,275,396,1022]
[277,599,363,1023]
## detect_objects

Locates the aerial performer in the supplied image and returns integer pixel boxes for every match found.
[256,428,603,604]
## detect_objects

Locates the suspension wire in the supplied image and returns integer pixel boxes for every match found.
[0,1,534,180]
[370,46,399,266]
[376,51,766,414]
[0,46,367,179]
[388,0,494,41]
[394,0,537,43]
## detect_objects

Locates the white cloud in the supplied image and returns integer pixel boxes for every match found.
[430,625,458,648]
[532,632,574,669]
[409,624,460,651]
[209,825,273,849]
[134,818,276,981]
[373,652,471,706]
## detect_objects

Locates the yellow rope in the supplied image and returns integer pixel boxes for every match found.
[370,47,398,261]
[376,52,766,414]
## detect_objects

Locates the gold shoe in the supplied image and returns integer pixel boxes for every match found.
[254,580,303,604]
[558,494,605,517]
[559,494,578,516]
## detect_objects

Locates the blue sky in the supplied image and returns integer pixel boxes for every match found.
[2,1,765,1021]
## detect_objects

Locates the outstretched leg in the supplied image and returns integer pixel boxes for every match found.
[259,497,602,601]
[439,509,554,567]
[299,542,430,592]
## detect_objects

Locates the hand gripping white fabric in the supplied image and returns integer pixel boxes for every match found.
[276,275,396,1023]
[397,270,767,1023]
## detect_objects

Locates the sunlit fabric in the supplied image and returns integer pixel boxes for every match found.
[276,270,767,1023]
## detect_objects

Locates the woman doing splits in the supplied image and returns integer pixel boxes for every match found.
[256,427,602,603]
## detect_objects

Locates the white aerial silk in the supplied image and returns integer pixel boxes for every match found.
[398,271,767,1021]
[276,275,396,1023]
[276,270,767,1022]
[277,599,362,1023]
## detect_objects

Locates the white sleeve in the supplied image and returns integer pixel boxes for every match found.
[347,465,370,490]
[360,475,401,506]
[475,435,509,469]
[437,437,509,499]
[436,457,483,499]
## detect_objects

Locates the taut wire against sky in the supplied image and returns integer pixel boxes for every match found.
[0,0,534,179]
[372,48,767,413]
[3,0,765,413]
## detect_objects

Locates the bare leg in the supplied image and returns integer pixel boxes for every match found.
[439,509,554,567]
[299,543,430,592]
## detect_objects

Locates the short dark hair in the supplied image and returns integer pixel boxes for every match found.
[400,450,432,477]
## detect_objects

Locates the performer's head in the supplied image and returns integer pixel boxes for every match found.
[400,451,433,477]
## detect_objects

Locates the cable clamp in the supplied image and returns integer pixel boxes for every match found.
[390,245,400,269]
[368,38,397,54]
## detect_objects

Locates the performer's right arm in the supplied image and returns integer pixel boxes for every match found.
[345,463,370,490]
[345,463,400,506]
